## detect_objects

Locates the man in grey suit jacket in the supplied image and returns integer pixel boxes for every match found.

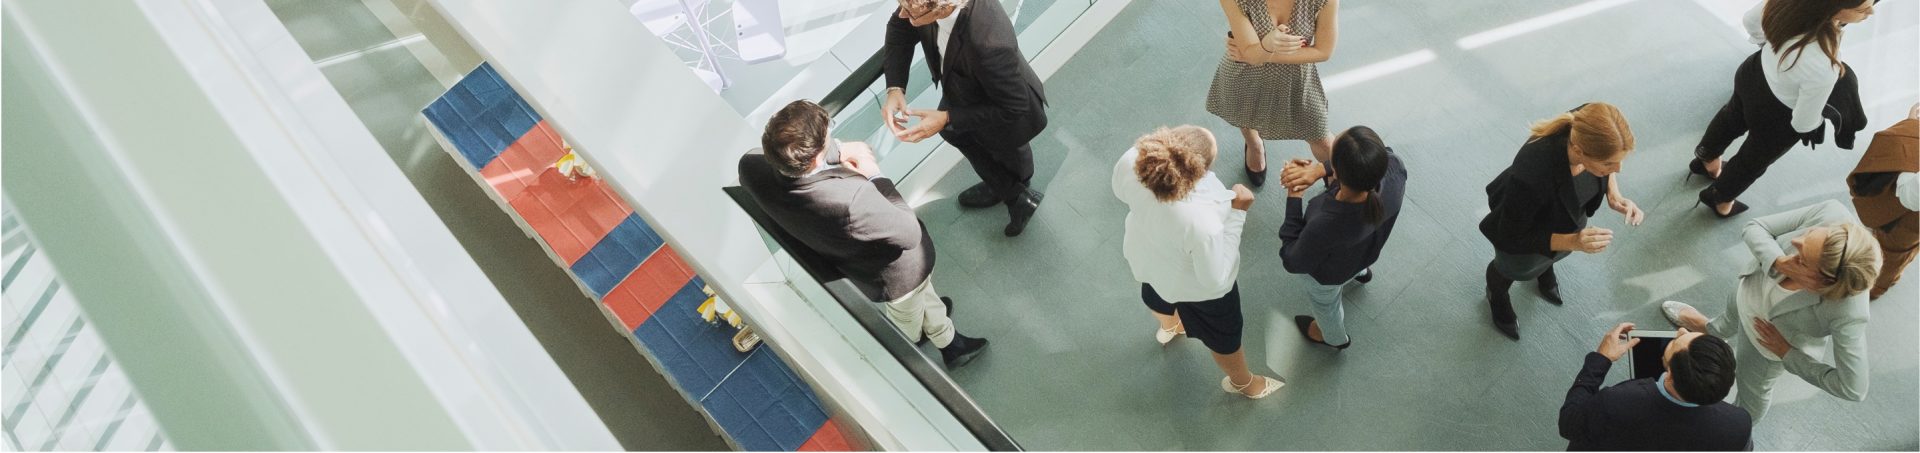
[738,100,987,367]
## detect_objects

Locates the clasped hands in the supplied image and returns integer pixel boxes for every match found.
[1278,159,1325,197]
[1225,23,1305,65]
[883,89,947,143]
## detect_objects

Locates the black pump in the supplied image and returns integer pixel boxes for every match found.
[1537,267,1565,306]
[1696,188,1750,219]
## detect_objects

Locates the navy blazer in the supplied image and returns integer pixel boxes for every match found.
[1560,352,1753,451]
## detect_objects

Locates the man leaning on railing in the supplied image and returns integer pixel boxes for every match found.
[737,99,990,368]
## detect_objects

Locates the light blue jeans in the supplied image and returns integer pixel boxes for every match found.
[1302,274,1355,345]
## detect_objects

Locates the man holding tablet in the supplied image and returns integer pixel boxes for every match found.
[1558,322,1751,450]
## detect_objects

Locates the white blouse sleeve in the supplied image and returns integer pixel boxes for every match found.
[1898,172,1919,211]
[1784,56,1839,134]
[1744,0,1766,46]
[1188,208,1246,292]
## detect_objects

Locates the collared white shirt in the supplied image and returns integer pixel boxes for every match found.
[804,162,838,178]
[1743,1,1766,46]
[1111,147,1246,302]
[935,2,963,66]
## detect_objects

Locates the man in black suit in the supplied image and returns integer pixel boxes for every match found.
[1560,322,1751,451]
[738,100,987,367]
[883,0,1049,236]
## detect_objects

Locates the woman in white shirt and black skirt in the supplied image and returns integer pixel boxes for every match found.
[1691,0,1877,218]
[1112,125,1284,400]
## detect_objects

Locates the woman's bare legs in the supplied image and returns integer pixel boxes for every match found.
[1211,349,1269,395]
[1242,128,1266,172]
[1152,311,1182,333]
[1308,135,1335,164]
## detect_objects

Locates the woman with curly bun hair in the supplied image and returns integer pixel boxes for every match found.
[1112,125,1282,400]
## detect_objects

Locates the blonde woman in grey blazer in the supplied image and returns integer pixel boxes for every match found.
[1663,200,1883,423]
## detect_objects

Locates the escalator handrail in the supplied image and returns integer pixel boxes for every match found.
[818,49,887,116]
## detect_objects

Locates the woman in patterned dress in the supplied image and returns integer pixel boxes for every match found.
[1208,0,1340,187]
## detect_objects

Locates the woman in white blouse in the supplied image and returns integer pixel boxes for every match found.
[1112,125,1283,399]
[1690,0,1876,218]
[1661,200,1883,422]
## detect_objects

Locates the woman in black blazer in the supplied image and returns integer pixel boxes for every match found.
[1480,103,1646,340]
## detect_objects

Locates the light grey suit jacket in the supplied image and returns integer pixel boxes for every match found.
[1710,200,1871,401]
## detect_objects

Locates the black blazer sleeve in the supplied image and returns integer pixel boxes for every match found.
[946,39,1041,133]
[1483,175,1555,255]
[1278,197,1336,276]
[883,13,921,90]
[1557,352,1613,444]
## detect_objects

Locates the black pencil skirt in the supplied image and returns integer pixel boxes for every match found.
[1142,283,1244,355]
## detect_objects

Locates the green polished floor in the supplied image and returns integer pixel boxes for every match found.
[914,0,1920,450]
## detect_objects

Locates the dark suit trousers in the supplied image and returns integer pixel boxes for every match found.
[945,132,1035,202]
[1696,51,1802,204]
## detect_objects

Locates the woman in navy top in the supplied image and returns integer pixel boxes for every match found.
[1277,126,1407,349]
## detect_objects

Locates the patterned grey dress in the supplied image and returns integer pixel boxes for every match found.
[1206,0,1330,140]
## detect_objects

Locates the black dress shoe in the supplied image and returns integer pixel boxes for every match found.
[1003,190,1040,237]
[957,182,999,208]
[1354,268,1374,284]
[941,334,988,368]
[1536,267,1565,306]
[1293,316,1351,350]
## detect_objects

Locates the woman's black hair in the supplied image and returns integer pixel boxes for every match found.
[1330,126,1391,224]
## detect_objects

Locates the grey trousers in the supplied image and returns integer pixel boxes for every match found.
[1709,294,1786,423]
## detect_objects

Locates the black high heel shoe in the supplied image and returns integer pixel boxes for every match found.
[1293,316,1351,350]
[1244,142,1266,187]
[1696,188,1749,218]
[1687,158,1717,182]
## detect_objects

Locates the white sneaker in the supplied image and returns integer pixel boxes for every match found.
[1155,326,1185,345]
[1661,301,1701,329]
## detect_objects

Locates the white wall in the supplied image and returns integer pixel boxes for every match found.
[1,203,175,452]
[3,0,612,449]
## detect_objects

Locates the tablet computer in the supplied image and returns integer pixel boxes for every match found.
[1628,330,1678,381]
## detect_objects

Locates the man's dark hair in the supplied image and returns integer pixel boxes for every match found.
[762,100,831,177]
[1669,335,1737,404]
